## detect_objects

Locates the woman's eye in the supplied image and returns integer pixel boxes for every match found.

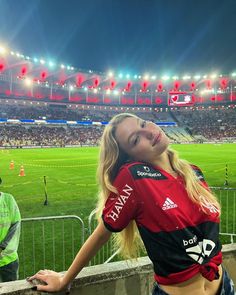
[133,136,139,146]
[141,120,146,128]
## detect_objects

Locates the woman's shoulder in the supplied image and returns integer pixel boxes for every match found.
[190,163,202,171]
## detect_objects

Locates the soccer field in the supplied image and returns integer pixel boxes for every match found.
[0,143,236,219]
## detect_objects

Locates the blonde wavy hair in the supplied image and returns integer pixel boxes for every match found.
[96,113,221,259]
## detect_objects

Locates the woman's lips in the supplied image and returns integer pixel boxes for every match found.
[152,132,162,146]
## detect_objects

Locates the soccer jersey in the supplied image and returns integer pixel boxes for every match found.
[102,162,222,285]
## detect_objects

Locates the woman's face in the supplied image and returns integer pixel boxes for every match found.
[115,116,169,164]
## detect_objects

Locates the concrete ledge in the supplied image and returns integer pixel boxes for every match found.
[222,243,236,284]
[0,257,153,295]
[1,244,236,295]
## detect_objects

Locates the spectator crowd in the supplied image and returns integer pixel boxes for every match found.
[0,101,235,147]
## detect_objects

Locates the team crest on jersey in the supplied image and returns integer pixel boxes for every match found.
[129,164,167,180]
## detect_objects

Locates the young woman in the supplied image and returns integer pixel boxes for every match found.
[29,113,235,295]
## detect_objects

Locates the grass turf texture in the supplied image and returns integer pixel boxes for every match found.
[0,143,235,278]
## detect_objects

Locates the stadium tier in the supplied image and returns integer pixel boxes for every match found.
[0,46,236,146]
[0,98,235,147]
[0,46,236,106]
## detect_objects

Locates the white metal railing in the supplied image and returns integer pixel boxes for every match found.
[19,215,84,279]
[212,187,236,243]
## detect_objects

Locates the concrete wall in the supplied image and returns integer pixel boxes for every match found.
[0,243,236,295]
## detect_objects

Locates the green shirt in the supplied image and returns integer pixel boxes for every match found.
[0,192,21,267]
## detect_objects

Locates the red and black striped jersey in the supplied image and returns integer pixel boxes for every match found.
[102,162,222,285]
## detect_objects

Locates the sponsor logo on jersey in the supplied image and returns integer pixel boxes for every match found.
[143,166,150,172]
[162,197,178,210]
[129,164,167,180]
[183,235,216,264]
[107,184,133,222]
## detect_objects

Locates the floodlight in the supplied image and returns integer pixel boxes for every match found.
[48,61,55,67]
[210,73,217,79]
[25,78,32,86]
[194,75,201,80]
[162,75,170,81]
[183,75,191,80]
[0,46,6,54]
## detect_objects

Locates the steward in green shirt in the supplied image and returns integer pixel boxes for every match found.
[0,192,21,282]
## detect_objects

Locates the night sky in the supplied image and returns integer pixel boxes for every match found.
[0,0,236,75]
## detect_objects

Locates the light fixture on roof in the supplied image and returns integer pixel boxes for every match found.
[194,75,201,80]
[25,78,32,86]
[0,46,7,54]
[183,75,191,80]
[162,75,170,81]
[210,73,217,79]
[48,61,55,67]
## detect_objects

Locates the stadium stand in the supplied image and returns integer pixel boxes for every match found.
[0,98,236,147]
[172,107,236,141]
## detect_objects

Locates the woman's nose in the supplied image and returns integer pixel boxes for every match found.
[145,130,153,140]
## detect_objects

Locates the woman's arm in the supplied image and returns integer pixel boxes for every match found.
[28,221,112,292]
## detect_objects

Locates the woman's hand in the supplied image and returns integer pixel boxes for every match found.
[27,269,67,292]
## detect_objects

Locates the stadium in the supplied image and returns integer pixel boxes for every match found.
[0,44,236,293]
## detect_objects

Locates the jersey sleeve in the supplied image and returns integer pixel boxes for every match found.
[102,166,139,232]
[191,164,209,189]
